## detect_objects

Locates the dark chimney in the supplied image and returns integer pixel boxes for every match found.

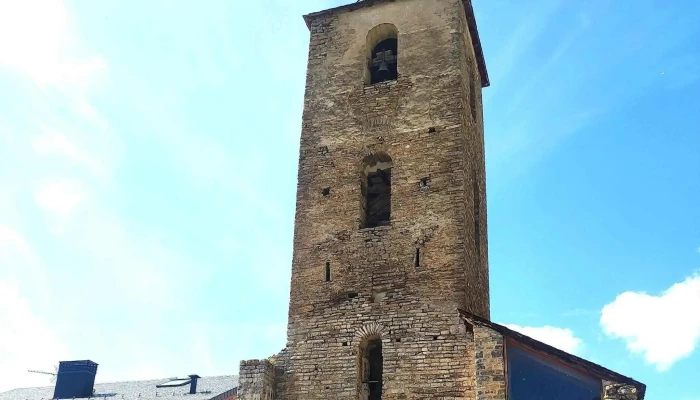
[53,360,98,399]
[188,375,200,394]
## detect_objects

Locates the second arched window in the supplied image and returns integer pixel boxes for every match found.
[361,153,392,228]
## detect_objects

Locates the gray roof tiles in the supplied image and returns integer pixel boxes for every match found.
[0,376,238,400]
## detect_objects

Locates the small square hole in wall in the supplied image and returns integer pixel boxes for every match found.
[347,292,358,299]
[419,177,430,189]
[428,127,437,134]
[395,338,401,343]
[321,187,330,196]
[342,341,348,346]
[433,335,439,341]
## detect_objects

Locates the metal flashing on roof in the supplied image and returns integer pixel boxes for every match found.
[302,0,489,87]
[155,379,191,388]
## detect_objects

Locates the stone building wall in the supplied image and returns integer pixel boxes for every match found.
[603,381,640,400]
[473,326,505,400]
[280,0,489,398]
[238,360,275,400]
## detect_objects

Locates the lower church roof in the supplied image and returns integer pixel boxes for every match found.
[458,308,646,399]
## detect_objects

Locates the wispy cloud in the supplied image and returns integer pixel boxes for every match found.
[504,324,584,355]
[506,325,583,355]
[561,308,599,318]
[484,0,563,102]
[32,130,81,160]
[0,272,68,392]
[32,127,106,176]
[0,223,35,263]
[0,0,107,90]
[34,180,84,218]
[0,0,207,387]
[601,271,700,371]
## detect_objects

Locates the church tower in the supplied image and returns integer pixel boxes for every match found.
[238,1,647,399]
[282,0,489,398]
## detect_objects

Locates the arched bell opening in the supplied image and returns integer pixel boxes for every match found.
[365,24,399,85]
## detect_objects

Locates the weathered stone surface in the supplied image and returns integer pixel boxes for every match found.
[604,381,640,400]
[473,326,505,400]
[269,0,488,398]
[238,360,275,400]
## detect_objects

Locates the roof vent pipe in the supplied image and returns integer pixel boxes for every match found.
[188,375,200,394]
[53,360,99,399]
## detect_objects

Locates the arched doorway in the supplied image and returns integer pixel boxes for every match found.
[360,338,383,400]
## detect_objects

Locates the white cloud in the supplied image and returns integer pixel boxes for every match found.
[34,180,84,217]
[601,272,700,371]
[31,127,106,176]
[0,223,34,263]
[0,281,68,392]
[32,130,81,160]
[0,0,107,89]
[505,324,584,355]
[0,224,52,308]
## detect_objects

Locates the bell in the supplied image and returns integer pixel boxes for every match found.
[376,61,390,80]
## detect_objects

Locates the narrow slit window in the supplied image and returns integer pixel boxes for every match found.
[473,170,481,259]
[325,261,331,282]
[470,85,478,123]
[414,248,420,268]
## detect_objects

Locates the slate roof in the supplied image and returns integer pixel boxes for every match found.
[302,0,490,88]
[458,309,646,399]
[0,376,238,400]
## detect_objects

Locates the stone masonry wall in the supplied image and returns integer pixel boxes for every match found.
[238,360,275,400]
[603,381,640,400]
[473,325,506,400]
[280,0,490,398]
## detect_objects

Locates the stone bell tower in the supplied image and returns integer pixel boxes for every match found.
[238,2,647,399]
[239,0,491,399]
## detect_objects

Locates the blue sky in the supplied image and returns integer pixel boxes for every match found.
[0,0,698,399]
